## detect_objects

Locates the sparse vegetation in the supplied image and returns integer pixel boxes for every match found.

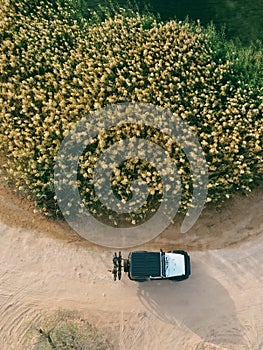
[28,310,112,350]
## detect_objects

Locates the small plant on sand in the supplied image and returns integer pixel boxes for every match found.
[28,310,112,350]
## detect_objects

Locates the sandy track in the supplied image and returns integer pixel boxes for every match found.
[0,184,262,349]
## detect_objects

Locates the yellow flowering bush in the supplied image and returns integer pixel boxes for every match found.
[0,0,262,223]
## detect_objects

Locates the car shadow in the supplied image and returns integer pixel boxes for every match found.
[137,259,244,347]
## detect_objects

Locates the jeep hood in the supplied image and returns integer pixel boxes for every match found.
[164,253,185,277]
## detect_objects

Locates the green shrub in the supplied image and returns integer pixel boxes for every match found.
[28,310,112,349]
[0,0,262,224]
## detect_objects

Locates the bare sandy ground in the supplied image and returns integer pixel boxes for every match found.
[0,183,262,349]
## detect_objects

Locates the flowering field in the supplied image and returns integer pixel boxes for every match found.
[0,0,262,225]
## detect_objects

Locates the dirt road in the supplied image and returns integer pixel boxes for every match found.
[0,184,262,349]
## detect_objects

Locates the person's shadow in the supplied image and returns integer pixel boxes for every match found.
[137,258,244,347]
